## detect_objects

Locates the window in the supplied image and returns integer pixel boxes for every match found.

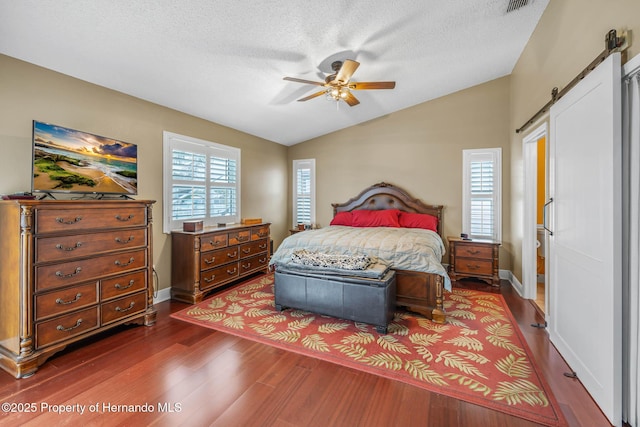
[293,159,315,227]
[462,148,501,241]
[163,131,240,233]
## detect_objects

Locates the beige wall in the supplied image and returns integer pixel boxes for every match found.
[0,54,288,292]
[509,0,640,280]
[288,77,512,269]
[4,0,638,290]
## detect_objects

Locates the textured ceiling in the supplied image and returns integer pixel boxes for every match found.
[0,0,549,146]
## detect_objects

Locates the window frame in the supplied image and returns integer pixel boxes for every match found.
[462,147,502,242]
[162,131,241,233]
[292,159,316,228]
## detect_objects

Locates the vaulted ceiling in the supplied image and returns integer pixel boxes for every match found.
[0,0,549,145]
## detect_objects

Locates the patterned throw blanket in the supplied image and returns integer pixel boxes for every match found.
[291,249,372,270]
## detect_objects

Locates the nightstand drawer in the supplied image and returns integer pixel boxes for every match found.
[454,258,493,275]
[453,244,493,259]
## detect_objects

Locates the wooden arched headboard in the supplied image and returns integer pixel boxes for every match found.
[331,182,444,238]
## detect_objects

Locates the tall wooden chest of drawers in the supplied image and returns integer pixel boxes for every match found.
[447,237,501,286]
[171,223,270,303]
[0,200,156,378]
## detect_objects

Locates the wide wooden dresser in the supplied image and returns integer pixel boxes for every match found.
[0,199,156,378]
[171,223,270,303]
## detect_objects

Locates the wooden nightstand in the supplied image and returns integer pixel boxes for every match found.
[447,237,501,287]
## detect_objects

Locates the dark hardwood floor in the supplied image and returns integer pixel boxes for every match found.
[0,276,610,426]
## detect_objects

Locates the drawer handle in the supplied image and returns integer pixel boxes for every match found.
[258,244,267,250]
[115,280,135,290]
[115,302,135,313]
[466,264,481,270]
[114,257,135,267]
[56,293,82,305]
[203,275,216,283]
[115,236,135,244]
[259,257,267,263]
[238,235,249,242]
[227,251,237,258]
[242,263,251,270]
[227,268,237,275]
[242,248,251,254]
[55,216,82,225]
[55,242,83,251]
[55,267,82,278]
[115,214,134,222]
[256,231,268,237]
[57,318,83,332]
[204,256,216,264]
[466,250,481,255]
[209,240,224,247]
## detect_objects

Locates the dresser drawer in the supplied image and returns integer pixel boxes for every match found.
[239,239,268,259]
[200,246,239,270]
[101,291,147,325]
[200,233,228,252]
[200,262,240,290]
[229,230,251,245]
[251,225,270,241]
[240,254,269,274]
[35,282,99,321]
[101,270,147,301]
[35,228,147,263]
[453,243,494,259]
[35,249,147,292]
[36,306,99,349]
[454,258,494,275]
[35,207,147,234]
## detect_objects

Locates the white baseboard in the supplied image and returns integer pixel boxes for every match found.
[500,269,525,297]
[154,287,172,304]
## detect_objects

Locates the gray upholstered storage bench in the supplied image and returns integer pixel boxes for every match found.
[274,268,396,333]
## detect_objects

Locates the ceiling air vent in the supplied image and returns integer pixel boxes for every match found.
[506,0,529,13]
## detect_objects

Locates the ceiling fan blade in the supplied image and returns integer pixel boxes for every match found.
[297,90,327,102]
[349,81,396,90]
[343,91,360,107]
[283,77,326,86]
[334,59,360,84]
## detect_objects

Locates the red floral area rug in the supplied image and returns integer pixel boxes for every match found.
[171,274,566,426]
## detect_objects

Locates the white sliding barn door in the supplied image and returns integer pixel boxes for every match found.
[548,53,622,426]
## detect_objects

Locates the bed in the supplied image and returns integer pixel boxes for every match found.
[270,182,449,323]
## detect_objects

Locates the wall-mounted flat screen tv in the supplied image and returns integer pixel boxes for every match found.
[32,121,138,196]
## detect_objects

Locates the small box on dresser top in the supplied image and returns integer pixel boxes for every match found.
[447,237,501,287]
[0,199,156,378]
[171,222,271,303]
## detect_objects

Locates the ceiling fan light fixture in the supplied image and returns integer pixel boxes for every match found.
[326,86,350,101]
[284,59,393,107]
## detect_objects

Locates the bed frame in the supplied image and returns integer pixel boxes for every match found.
[331,182,446,323]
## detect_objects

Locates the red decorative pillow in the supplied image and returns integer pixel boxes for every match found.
[330,211,353,226]
[351,209,400,228]
[398,212,439,232]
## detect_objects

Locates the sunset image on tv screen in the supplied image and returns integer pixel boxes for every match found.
[32,121,137,195]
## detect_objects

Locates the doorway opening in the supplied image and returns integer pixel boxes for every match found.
[534,137,546,313]
[522,123,548,314]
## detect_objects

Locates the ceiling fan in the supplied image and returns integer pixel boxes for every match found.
[283,59,395,107]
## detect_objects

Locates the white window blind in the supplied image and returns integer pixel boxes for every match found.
[163,131,240,233]
[462,148,501,241]
[293,159,315,227]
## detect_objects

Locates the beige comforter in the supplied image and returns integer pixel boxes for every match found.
[270,225,451,290]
